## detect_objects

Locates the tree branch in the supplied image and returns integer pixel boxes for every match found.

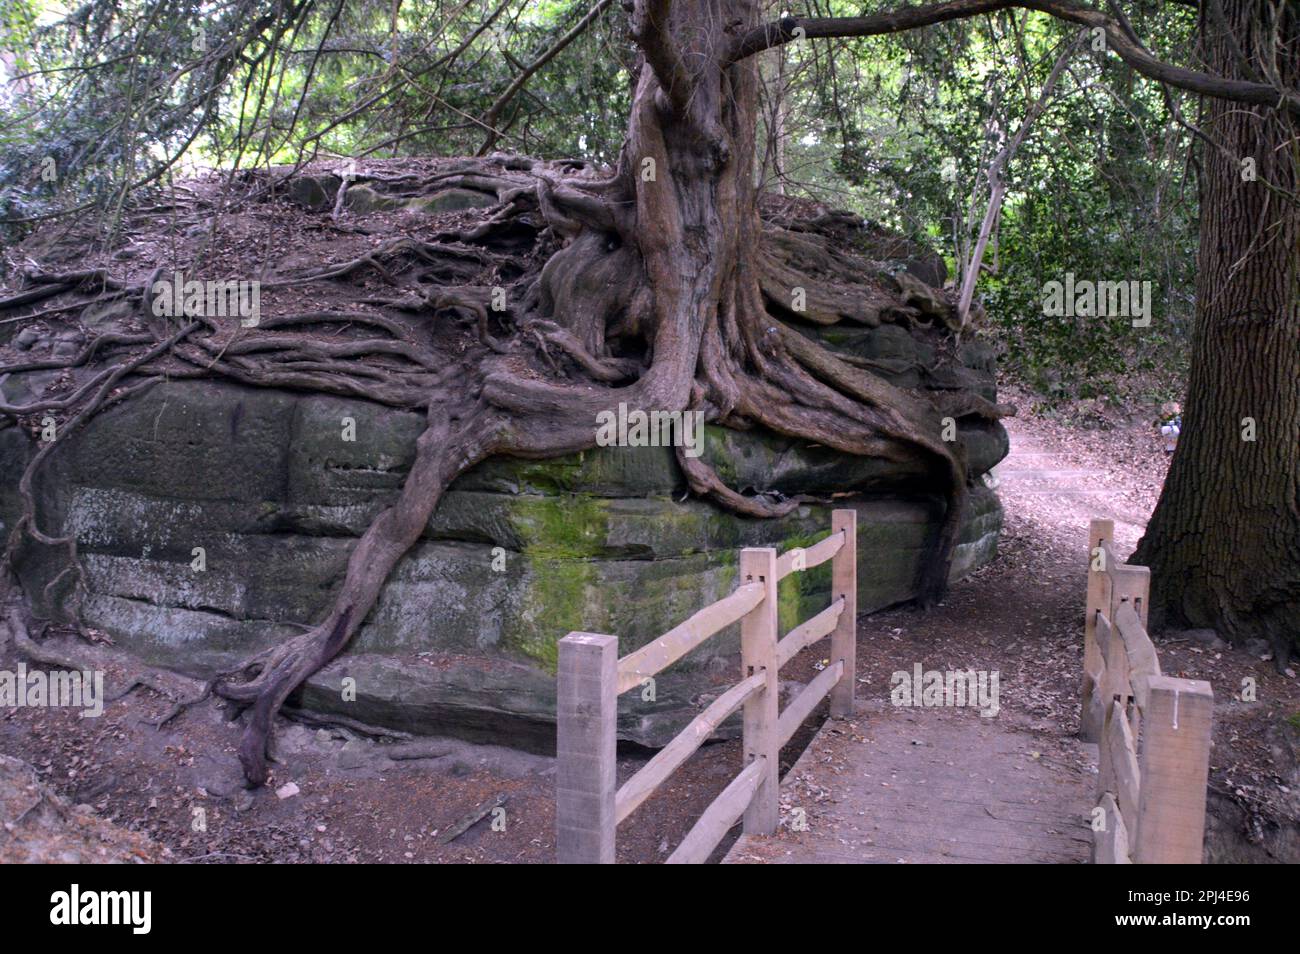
[957,31,1083,326]
[728,0,1300,118]
[477,0,615,155]
[632,0,695,117]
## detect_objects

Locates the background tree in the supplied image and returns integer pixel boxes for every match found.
[1133,0,1300,666]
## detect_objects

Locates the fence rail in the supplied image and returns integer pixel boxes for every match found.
[1081,518,1214,864]
[556,509,857,863]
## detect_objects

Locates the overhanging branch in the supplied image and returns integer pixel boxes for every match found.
[728,0,1300,118]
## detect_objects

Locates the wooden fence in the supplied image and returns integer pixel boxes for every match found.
[556,509,857,863]
[1081,518,1214,864]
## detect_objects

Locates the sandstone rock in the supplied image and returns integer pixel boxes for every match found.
[342,184,406,214]
[286,174,340,211]
[0,426,31,540]
[891,269,952,321]
[1,368,58,408]
[798,323,919,388]
[406,189,497,214]
[280,172,497,217]
[6,379,1007,749]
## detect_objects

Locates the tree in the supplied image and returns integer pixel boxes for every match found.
[2,0,1295,786]
[954,28,1080,330]
[1133,0,1300,667]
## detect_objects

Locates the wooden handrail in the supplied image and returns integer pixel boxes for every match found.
[776,528,845,580]
[777,659,844,747]
[557,509,858,863]
[1107,699,1141,824]
[776,596,843,667]
[1082,517,1213,865]
[616,581,764,694]
[615,670,766,825]
[1115,601,1161,689]
[1094,793,1130,864]
[665,757,767,864]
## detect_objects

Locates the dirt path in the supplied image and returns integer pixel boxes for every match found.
[725,704,1093,863]
[997,416,1151,553]
[721,418,1113,864]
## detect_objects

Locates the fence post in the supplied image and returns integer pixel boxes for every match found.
[829,509,857,718]
[1110,563,1150,629]
[739,547,779,835]
[1133,676,1213,863]
[1081,518,1114,741]
[556,631,618,863]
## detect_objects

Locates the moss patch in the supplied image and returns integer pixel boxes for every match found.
[507,494,609,668]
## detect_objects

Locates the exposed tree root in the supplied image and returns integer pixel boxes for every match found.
[0,595,207,709]
[281,707,415,742]
[676,446,804,518]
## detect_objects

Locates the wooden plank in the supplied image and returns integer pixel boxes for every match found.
[829,509,857,718]
[556,632,618,864]
[1099,539,1124,582]
[777,659,844,747]
[1108,610,1132,700]
[1101,608,1132,740]
[1115,601,1161,696]
[614,670,765,825]
[740,547,779,836]
[1134,676,1213,863]
[616,581,763,694]
[1107,699,1141,827]
[776,529,845,580]
[724,703,1096,865]
[1097,670,1128,805]
[776,597,843,667]
[1112,599,1151,745]
[1095,609,1112,658]
[1085,611,1110,747]
[1102,543,1152,721]
[666,757,766,864]
[1093,793,1132,864]
[1082,519,1114,741]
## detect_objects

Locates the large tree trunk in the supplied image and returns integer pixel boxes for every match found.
[1134,0,1300,665]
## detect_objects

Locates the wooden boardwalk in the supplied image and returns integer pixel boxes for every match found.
[724,702,1096,864]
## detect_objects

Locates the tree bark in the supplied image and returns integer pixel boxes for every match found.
[1133,0,1300,665]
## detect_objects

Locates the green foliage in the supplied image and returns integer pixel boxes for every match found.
[0,0,634,244]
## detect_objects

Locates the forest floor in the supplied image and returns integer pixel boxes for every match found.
[1,384,1296,863]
